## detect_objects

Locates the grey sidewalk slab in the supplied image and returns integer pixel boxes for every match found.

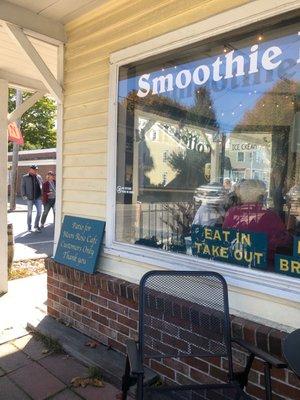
[74,382,120,400]
[0,342,31,373]
[12,334,49,361]
[28,315,158,391]
[50,389,83,399]
[0,375,31,400]
[40,354,90,385]
[9,360,66,400]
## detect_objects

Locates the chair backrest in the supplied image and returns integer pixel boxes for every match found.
[138,271,234,377]
[283,329,300,378]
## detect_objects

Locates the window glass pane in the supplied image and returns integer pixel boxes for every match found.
[116,16,300,278]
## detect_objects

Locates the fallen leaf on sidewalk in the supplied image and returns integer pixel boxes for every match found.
[85,340,98,348]
[71,376,104,388]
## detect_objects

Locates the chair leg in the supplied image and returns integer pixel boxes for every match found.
[122,356,131,400]
[264,362,272,400]
[136,373,144,400]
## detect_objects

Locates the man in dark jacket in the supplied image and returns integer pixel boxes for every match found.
[21,165,43,232]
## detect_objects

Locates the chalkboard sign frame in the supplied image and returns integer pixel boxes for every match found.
[54,215,106,274]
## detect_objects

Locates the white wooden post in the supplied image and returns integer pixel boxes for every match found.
[0,79,8,294]
[54,43,64,250]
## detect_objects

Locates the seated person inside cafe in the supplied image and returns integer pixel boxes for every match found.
[223,179,292,263]
[192,184,226,227]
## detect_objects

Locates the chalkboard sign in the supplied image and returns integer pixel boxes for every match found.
[54,216,105,274]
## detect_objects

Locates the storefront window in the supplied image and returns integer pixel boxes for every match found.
[116,16,300,278]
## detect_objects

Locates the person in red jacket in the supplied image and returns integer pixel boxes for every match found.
[41,171,56,228]
[223,179,291,263]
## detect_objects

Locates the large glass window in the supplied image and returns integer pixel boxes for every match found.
[116,15,300,278]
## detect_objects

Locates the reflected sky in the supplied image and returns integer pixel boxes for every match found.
[118,30,299,133]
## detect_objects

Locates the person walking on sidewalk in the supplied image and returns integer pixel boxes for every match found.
[41,171,56,228]
[21,165,43,232]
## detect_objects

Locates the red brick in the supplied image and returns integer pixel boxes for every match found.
[91,312,108,326]
[109,320,130,336]
[107,301,128,316]
[129,329,138,341]
[48,306,60,319]
[59,282,74,293]
[209,365,227,382]
[190,368,218,384]
[151,360,175,380]
[246,383,265,399]
[98,305,117,320]
[208,357,222,367]
[60,298,71,308]
[73,304,91,318]
[98,324,117,340]
[69,310,82,322]
[269,379,300,400]
[82,299,98,312]
[243,321,257,345]
[81,316,98,331]
[108,338,126,354]
[90,294,107,307]
[288,371,300,388]
[117,296,138,310]
[182,357,209,373]
[53,287,66,298]
[99,289,117,301]
[74,287,90,300]
[48,277,59,287]
[48,292,59,302]
[162,333,188,352]
[118,314,138,330]
[164,358,189,375]
[271,366,286,381]
[82,283,98,294]
[128,309,139,321]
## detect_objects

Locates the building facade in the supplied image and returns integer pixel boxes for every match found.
[47,1,300,399]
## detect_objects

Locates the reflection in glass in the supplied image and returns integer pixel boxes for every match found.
[116,16,300,275]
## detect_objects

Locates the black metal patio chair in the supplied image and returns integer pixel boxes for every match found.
[283,329,300,378]
[121,270,286,400]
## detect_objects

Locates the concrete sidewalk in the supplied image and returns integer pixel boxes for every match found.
[7,196,54,260]
[0,275,128,399]
[0,274,47,344]
[0,334,123,400]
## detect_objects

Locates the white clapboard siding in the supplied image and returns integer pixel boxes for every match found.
[62,0,250,219]
[63,201,106,219]
[64,127,107,144]
[64,140,107,155]
[64,87,108,108]
[64,153,106,167]
[63,190,106,204]
[63,178,107,192]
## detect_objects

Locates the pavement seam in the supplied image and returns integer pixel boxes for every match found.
[3,373,35,400]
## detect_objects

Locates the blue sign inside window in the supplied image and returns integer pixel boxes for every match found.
[54,216,105,274]
[191,226,268,269]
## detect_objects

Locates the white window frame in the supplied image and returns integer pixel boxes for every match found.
[106,0,300,305]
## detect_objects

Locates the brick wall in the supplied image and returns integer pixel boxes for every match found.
[46,258,300,400]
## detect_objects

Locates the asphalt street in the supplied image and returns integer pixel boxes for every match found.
[7,198,54,261]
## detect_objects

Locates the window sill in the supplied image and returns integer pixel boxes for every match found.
[103,241,300,304]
